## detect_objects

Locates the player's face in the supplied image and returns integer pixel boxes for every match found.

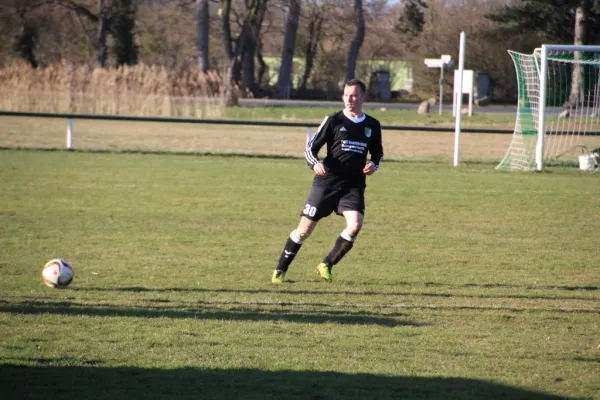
[342,84,365,116]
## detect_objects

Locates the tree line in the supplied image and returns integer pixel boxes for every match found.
[1,0,599,105]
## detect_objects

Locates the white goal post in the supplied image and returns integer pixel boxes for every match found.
[498,44,600,171]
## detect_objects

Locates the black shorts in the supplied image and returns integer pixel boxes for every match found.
[300,183,365,221]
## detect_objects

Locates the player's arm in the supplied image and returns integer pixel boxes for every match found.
[305,115,331,175]
[364,122,383,175]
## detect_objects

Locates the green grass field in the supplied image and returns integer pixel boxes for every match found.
[1,149,599,399]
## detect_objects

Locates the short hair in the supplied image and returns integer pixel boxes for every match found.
[344,79,366,95]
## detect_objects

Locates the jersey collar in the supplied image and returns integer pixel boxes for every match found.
[343,109,366,123]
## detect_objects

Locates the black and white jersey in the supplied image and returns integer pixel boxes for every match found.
[305,110,384,188]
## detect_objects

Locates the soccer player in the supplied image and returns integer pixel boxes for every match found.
[271,79,384,283]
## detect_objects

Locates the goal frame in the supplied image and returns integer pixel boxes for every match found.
[534,44,600,171]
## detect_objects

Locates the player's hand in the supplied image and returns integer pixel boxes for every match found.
[363,161,376,175]
[313,162,327,176]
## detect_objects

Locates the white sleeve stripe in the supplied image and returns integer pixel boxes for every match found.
[305,149,318,166]
[314,116,328,138]
[305,116,329,165]
[305,146,319,165]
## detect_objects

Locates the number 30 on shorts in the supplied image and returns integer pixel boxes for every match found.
[303,203,317,217]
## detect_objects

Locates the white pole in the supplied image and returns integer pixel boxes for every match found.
[454,32,466,167]
[453,91,457,117]
[67,118,73,149]
[306,127,312,145]
[536,45,548,171]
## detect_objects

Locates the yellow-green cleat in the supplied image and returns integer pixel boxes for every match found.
[272,270,286,283]
[316,262,333,282]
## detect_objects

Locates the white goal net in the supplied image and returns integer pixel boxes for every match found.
[498,45,600,171]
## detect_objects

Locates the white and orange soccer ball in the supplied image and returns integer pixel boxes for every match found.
[42,259,74,288]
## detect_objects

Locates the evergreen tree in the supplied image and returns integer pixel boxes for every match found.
[396,0,426,36]
[394,0,427,51]
[487,0,600,45]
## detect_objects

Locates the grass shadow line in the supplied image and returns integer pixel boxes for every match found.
[73,286,600,302]
[0,364,577,400]
[0,301,419,327]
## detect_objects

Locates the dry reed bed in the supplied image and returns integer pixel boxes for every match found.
[0,62,223,118]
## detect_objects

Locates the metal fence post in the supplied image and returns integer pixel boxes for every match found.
[67,118,73,149]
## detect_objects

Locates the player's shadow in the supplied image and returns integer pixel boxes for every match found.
[0,363,575,400]
[0,300,418,327]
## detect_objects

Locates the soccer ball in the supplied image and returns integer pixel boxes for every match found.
[42,259,74,288]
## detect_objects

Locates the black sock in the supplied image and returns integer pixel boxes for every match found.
[275,236,303,272]
[323,235,354,268]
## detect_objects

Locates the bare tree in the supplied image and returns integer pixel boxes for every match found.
[57,0,138,68]
[196,0,209,72]
[220,0,268,106]
[95,1,109,67]
[57,0,109,67]
[297,0,325,91]
[1,0,48,67]
[110,0,138,65]
[568,0,591,107]
[241,0,268,96]
[345,0,364,82]
[220,0,239,106]
[275,0,300,99]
